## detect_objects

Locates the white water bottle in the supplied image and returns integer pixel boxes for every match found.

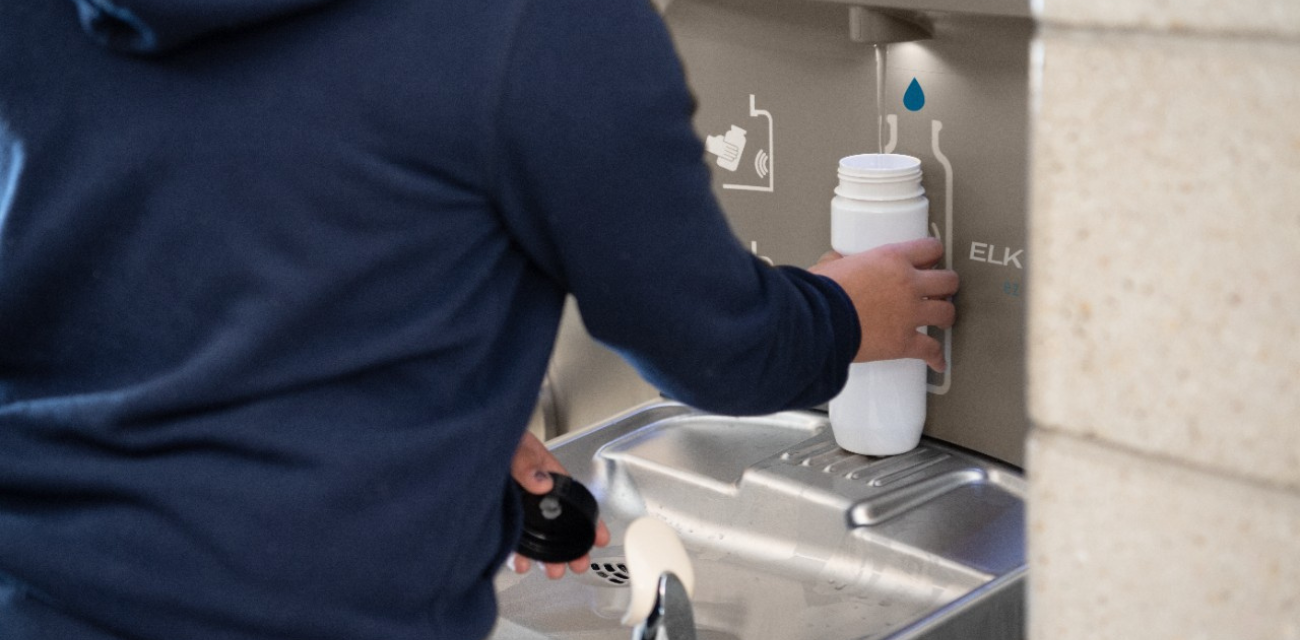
[828,154,929,456]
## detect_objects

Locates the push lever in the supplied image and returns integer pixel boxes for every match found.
[632,572,696,640]
[621,518,696,640]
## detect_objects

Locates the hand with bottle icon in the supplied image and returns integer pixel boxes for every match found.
[704,125,747,172]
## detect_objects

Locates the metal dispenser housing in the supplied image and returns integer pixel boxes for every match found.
[542,0,1033,466]
[667,0,1032,465]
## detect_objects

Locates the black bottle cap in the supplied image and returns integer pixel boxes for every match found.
[515,472,599,564]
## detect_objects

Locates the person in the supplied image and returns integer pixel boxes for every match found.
[0,0,958,639]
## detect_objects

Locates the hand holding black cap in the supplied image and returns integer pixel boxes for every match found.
[515,472,599,564]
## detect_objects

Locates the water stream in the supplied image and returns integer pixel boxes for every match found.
[874,44,888,154]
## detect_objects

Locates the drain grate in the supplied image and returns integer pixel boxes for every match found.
[589,560,630,586]
[779,436,951,484]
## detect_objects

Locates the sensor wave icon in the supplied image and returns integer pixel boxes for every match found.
[754,148,769,179]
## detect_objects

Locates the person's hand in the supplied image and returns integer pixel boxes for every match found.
[809,237,958,371]
[508,431,611,579]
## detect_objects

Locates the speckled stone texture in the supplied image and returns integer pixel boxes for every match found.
[1028,431,1300,640]
[1028,29,1300,491]
[1027,2,1300,639]
[1035,0,1300,38]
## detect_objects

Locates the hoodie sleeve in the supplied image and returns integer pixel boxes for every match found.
[489,0,859,416]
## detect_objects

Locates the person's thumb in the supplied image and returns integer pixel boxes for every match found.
[511,434,558,496]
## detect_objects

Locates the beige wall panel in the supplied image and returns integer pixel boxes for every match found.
[1027,430,1300,640]
[1027,30,1300,489]
[1036,0,1300,39]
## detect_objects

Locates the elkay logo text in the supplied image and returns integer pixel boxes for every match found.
[969,241,1024,269]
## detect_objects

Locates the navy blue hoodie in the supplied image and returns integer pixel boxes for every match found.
[0,0,859,638]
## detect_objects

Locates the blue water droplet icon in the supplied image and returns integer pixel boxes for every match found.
[903,78,925,112]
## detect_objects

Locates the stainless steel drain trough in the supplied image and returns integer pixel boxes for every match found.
[492,402,1025,640]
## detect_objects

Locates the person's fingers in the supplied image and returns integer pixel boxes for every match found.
[568,554,591,575]
[916,268,959,299]
[557,519,610,575]
[511,553,531,574]
[560,520,610,575]
[517,521,609,578]
[898,237,944,269]
[916,299,956,329]
[908,332,946,372]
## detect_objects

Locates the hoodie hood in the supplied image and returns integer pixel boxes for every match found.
[70,0,342,55]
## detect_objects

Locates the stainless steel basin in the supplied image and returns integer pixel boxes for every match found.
[491,402,1025,640]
